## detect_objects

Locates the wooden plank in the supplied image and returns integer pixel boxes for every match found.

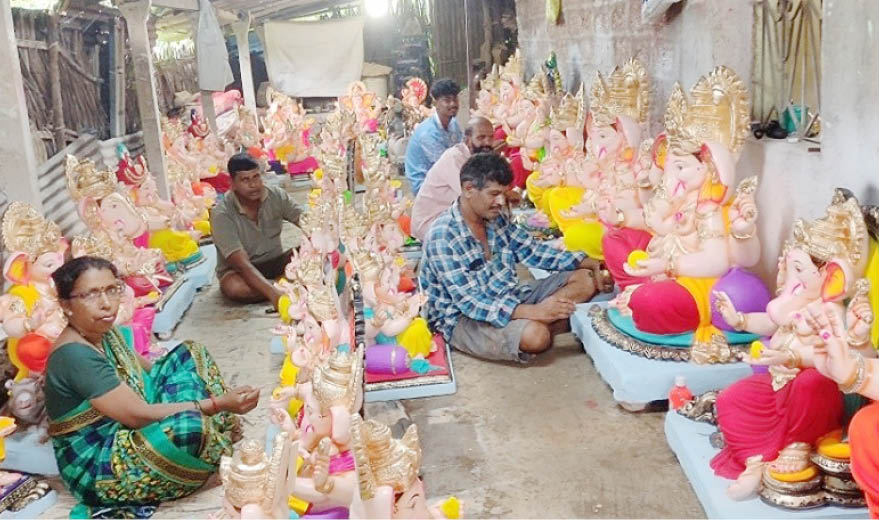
[109,18,126,137]
[47,14,66,149]
[59,47,102,83]
[16,39,47,50]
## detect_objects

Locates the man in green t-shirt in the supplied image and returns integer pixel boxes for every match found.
[210,153,302,308]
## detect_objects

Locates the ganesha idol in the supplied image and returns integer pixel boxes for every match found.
[162,118,219,216]
[498,85,553,189]
[219,433,299,519]
[349,415,460,520]
[0,203,67,380]
[279,348,365,516]
[346,237,428,360]
[187,123,234,195]
[114,143,203,268]
[472,51,542,190]
[536,58,650,261]
[593,66,770,364]
[399,77,432,128]
[707,190,873,503]
[521,90,587,233]
[339,81,382,135]
[65,155,172,297]
[278,241,350,354]
[263,88,318,176]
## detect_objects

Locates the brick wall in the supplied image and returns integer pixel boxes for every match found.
[515,0,754,134]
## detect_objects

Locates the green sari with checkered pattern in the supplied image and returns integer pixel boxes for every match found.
[48,328,237,518]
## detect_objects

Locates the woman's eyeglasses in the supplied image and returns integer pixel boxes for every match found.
[69,284,125,303]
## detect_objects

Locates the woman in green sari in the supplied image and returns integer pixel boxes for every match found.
[45,256,260,518]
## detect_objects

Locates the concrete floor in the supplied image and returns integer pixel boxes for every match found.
[42,212,706,518]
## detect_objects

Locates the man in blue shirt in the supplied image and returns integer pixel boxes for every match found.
[420,153,612,363]
[405,78,464,195]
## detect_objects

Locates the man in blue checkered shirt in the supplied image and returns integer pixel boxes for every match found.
[419,153,612,363]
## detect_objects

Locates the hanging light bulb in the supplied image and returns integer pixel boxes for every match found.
[364,0,389,18]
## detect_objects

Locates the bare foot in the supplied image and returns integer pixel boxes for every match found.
[769,442,811,474]
[726,455,764,500]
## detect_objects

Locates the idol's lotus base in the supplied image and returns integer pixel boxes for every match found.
[570,302,752,408]
[664,412,866,519]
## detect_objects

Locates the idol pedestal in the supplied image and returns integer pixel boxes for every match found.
[664,412,867,518]
[0,430,57,476]
[364,341,457,402]
[179,244,217,290]
[152,278,199,339]
[570,302,753,409]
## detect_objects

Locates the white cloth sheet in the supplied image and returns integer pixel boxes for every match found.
[264,17,364,97]
[196,0,234,91]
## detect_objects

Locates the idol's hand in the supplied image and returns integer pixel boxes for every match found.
[623,256,667,278]
[712,291,740,328]
[845,289,874,347]
[743,347,791,367]
[805,302,858,384]
[729,192,758,238]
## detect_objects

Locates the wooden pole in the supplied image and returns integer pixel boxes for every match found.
[0,0,42,210]
[119,0,171,199]
[463,0,472,95]
[47,13,66,150]
[109,16,126,137]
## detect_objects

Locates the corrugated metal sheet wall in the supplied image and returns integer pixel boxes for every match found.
[33,132,144,240]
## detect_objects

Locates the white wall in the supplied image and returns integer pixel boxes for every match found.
[748,0,879,281]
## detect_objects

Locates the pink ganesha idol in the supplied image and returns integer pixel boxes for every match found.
[339,81,382,135]
[557,58,652,266]
[349,415,461,520]
[288,348,365,516]
[599,66,770,364]
[708,190,873,502]
[65,155,173,297]
[0,202,67,380]
[114,143,204,267]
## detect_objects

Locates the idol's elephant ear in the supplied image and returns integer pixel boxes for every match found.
[3,252,30,286]
[821,259,856,303]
